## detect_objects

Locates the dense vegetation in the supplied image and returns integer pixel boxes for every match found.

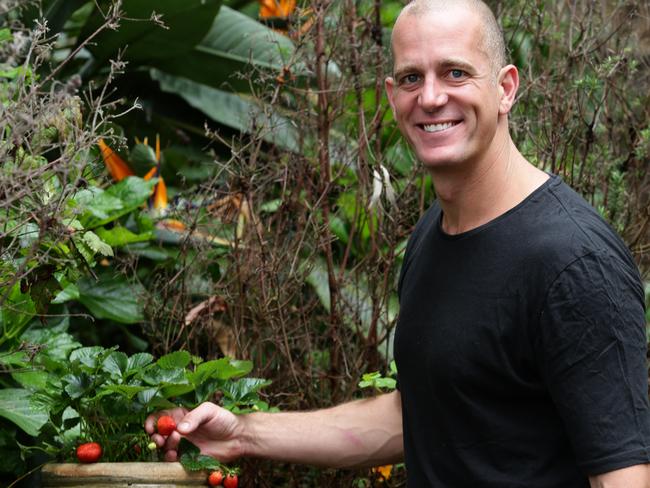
[1,0,648,486]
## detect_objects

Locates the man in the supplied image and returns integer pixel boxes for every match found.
[147,1,650,485]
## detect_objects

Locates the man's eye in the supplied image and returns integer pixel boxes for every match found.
[402,74,420,84]
[450,69,466,79]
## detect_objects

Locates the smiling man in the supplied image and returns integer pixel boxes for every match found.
[147,1,650,486]
[386,1,650,486]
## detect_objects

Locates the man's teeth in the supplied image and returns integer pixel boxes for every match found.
[422,122,456,133]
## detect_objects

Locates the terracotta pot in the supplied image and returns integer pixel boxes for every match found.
[41,462,207,487]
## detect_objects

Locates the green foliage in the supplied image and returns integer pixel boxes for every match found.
[0,323,270,464]
[358,361,398,392]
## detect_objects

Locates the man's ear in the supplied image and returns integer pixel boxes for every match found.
[497,64,519,115]
[385,76,397,115]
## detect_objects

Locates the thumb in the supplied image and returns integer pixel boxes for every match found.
[177,402,219,434]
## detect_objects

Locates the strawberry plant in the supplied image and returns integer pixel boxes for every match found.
[2,323,274,466]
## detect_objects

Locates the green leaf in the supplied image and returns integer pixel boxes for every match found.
[154,6,294,93]
[129,143,157,169]
[329,215,349,244]
[123,242,176,261]
[52,283,80,304]
[82,231,114,257]
[62,373,91,399]
[74,187,123,221]
[105,177,157,209]
[187,358,252,386]
[137,387,160,405]
[0,351,28,367]
[22,323,81,362]
[0,28,11,45]
[179,439,222,471]
[260,199,282,213]
[157,350,191,370]
[127,352,154,373]
[0,389,48,436]
[151,69,298,151]
[82,0,222,65]
[97,384,149,401]
[221,378,271,403]
[102,351,129,378]
[143,366,186,386]
[389,360,398,375]
[375,377,397,389]
[95,226,155,247]
[160,383,195,398]
[76,274,145,324]
[69,346,106,369]
[0,283,36,345]
[77,178,157,229]
[11,370,49,390]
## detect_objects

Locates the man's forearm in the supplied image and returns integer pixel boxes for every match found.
[238,390,404,469]
[589,463,650,488]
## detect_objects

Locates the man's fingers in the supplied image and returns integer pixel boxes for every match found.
[164,449,178,462]
[177,402,218,434]
[150,433,165,447]
[163,430,184,451]
[144,414,157,434]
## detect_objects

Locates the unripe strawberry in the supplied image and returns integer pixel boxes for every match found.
[156,415,176,436]
[76,442,102,463]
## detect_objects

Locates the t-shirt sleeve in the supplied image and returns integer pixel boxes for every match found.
[535,249,650,475]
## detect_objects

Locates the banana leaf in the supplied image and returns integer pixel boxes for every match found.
[80,0,222,65]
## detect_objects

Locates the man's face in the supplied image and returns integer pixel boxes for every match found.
[385,8,504,171]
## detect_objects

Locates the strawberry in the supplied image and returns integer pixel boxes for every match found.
[223,473,238,488]
[76,442,102,463]
[208,470,224,486]
[156,415,176,436]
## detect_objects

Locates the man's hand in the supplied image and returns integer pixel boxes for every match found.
[145,402,244,462]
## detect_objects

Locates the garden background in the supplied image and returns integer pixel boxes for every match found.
[1,0,649,486]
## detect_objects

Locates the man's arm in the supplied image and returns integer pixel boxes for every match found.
[146,390,404,469]
[589,464,650,488]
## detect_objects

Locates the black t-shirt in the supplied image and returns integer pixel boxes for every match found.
[394,175,650,487]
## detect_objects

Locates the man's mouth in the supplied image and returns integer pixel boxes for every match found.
[420,121,459,133]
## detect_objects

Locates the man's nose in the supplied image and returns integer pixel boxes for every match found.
[418,76,448,110]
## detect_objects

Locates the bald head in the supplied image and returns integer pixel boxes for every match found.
[394,0,507,75]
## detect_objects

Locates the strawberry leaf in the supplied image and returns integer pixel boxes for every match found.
[178,438,222,471]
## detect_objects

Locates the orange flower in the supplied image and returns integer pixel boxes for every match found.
[141,135,168,211]
[371,464,393,481]
[152,174,168,210]
[99,136,168,211]
[98,138,135,182]
[259,0,296,19]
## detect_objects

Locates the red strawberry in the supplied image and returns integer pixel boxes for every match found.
[156,415,176,436]
[223,473,238,488]
[76,442,102,463]
[208,470,224,486]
